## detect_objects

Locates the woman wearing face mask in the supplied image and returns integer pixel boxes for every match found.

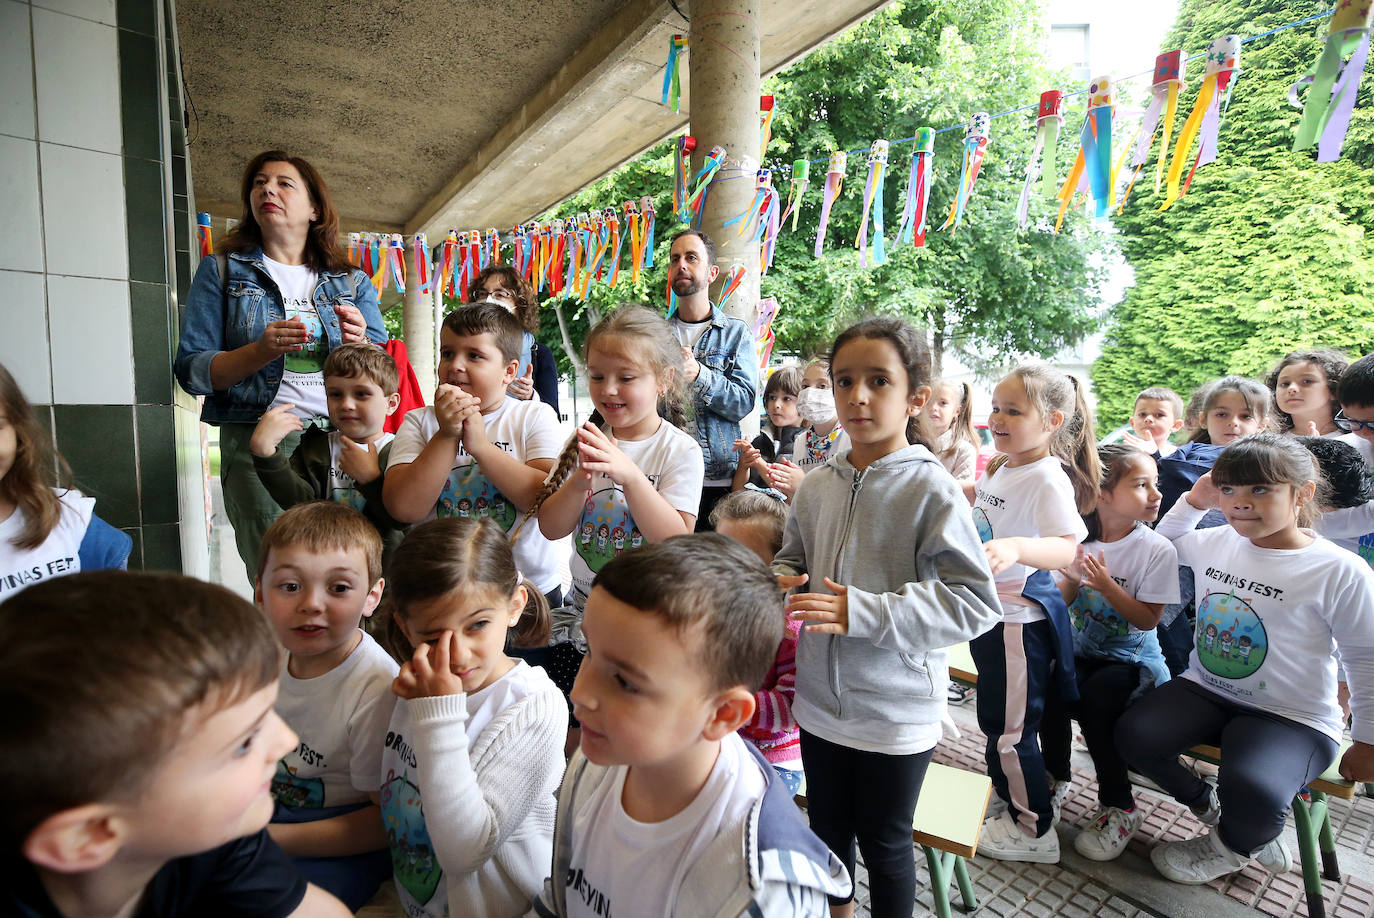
[769,358,851,502]
[468,266,559,412]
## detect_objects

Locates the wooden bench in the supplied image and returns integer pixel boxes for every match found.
[797,763,992,918]
[1184,742,1357,918]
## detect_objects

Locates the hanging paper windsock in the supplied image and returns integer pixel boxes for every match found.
[197,212,213,257]
[813,151,847,257]
[625,201,644,284]
[1055,75,1115,230]
[681,145,726,225]
[639,196,656,269]
[753,296,780,372]
[723,168,775,242]
[894,128,935,249]
[605,207,624,287]
[942,113,991,231]
[1120,52,1185,211]
[441,231,459,296]
[758,179,781,275]
[780,159,810,231]
[1162,36,1240,211]
[413,233,432,294]
[485,229,501,268]
[368,234,386,294]
[1016,91,1065,231]
[717,264,747,312]
[1293,2,1373,163]
[856,140,889,267]
[347,232,363,268]
[661,34,687,112]
[386,234,407,294]
[759,95,776,160]
[673,136,696,224]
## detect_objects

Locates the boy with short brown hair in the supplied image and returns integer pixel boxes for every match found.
[528,534,849,917]
[1,570,350,917]
[251,342,405,558]
[256,502,397,911]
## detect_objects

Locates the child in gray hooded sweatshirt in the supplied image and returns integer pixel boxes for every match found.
[774,317,1000,917]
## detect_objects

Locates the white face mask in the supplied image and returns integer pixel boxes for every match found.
[797,386,837,425]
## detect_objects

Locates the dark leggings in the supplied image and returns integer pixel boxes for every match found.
[1116,678,1337,855]
[1042,657,1145,810]
[800,729,932,916]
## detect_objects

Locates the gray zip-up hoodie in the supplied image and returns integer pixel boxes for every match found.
[772,444,1000,750]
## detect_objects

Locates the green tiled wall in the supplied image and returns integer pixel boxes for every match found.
[40,0,202,575]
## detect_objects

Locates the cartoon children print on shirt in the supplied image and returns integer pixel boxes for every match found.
[576,478,650,575]
[381,767,442,908]
[1069,586,1131,652]
[270,761,325,808]
[435,464,516,531]
[1194,590,1268,680]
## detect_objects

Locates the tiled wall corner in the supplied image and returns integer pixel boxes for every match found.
[4,0,210,576]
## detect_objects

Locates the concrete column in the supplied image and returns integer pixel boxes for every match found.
[688,0,761,330]
[402,240,436,392]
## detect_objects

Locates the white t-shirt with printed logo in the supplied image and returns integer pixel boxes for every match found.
[973,456,1087,622]
[263,255,327,421]
[0,490,93,599]
[272,630,398,809]
[327,430,395,512]
[564,732,765,918]
[388,398,566,593]
[568,418,704,606]
[1160,505,1374,743]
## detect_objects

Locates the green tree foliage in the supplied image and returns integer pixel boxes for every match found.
[1092,0,1374,426]
[537,0,1109,379]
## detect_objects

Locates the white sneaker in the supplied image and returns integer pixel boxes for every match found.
[1255,836,1294,874]
[978,811,1061,863]
[985,795,1008,820]
[1073,807,1143,862]
[1150,829,1249,884]
[1190,776,1221,826]
[1050,779,1072,826]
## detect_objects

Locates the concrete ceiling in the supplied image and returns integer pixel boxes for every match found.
[178,0,892,236]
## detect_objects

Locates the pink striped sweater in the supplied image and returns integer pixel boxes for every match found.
[740,618,802,766]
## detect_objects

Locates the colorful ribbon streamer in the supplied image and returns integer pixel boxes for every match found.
[894,128,935,249]
[197,211,213,258]
[413,233,431,294]
[1162,35,1240,212]
[1120,52,1185,211]
[813,151,847,257]
[780,159,810,231]
[1055,75,1115,230]
[1017,91,1064,231]
[856,140,889,267]
[1293,2,1373,163]
[723,168,775,243]
[681,145,727,225]
[387,234,407,294]
[639,196,656,269]
[942,113,991,231]
[661,34,688,113]
[717,264,747,312]
[753,296,780,371]
[673,136,696,224]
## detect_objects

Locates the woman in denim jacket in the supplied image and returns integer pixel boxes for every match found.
[174,150,385,573]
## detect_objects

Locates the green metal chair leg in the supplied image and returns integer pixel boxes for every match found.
[1311,790,1340,881]
[1292,793,1327,918]
[924,846,953,918]
[953,854,978,912]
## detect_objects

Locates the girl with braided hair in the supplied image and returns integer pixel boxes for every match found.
[525,306,704,742]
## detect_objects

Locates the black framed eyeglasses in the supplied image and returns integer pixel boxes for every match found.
[1334,410,1374,432]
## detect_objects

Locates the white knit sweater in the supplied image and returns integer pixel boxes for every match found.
[387,665,566,918]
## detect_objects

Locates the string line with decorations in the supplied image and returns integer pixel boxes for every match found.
[334,6,1363,374]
